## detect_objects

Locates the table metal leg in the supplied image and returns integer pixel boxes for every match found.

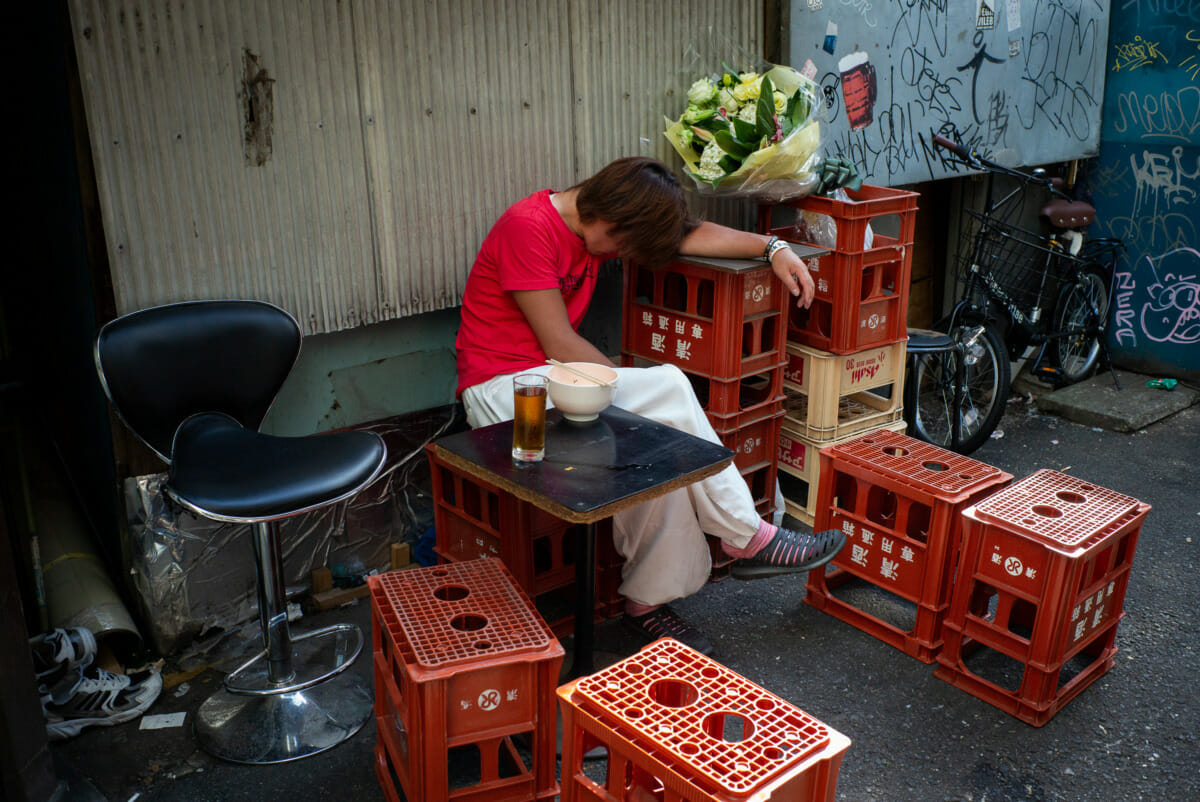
[567,521,597,679]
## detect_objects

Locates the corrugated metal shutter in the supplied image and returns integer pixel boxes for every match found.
[69,0,760,334]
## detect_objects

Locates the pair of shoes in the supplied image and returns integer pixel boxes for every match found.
[42,665,163,742]
[730,527,847,580]
[29,627,98,701]
[623,605,714,656]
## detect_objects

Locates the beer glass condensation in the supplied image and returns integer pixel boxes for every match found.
[512,374,549,462]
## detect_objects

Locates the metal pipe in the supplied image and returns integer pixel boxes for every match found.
[251,521,294,685]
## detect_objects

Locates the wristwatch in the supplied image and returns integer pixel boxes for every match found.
[763,236,790,261]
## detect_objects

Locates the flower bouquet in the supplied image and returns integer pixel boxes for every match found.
[664,64,823,200]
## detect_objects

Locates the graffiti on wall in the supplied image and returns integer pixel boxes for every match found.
[800,0,1107,183]
[1112,248,1200,347]
[1095,5,1200,372]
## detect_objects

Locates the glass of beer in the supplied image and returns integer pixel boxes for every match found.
[512,374,549,462]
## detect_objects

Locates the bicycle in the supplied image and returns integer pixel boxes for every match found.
[903,135,1124,454]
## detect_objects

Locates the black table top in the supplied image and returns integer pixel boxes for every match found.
[432,406,734,523]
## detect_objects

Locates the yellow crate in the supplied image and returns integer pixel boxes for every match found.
[779,420,907,527]
[783,340,906,441]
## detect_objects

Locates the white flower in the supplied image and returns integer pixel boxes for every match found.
[687,77,718,106]
[696,140,726,180]
[717,88,738,111]
[737,104,758,124]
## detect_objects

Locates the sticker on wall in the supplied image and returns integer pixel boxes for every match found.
[1009,39,1022,57]
[823,21,838,55]
[1006,0,1022,32]
[801,58,818,81]
[808,0,823,10]
[839,51,877,131]
[976,0,997,30]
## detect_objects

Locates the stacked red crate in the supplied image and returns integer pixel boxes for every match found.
[935,469,1150,725]
[557,638,851,801]
[368,558,562,802]
[426,444,624,636]
[760,184,920,530]
[804,429,1013,662]
[622,254,792,519]
[758,184,917,355]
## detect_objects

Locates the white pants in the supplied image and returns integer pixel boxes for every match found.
[462,364,762,606]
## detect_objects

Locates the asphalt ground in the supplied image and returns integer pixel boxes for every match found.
[51,394,1199,801]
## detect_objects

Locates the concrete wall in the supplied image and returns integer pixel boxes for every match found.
[264,308,460,436]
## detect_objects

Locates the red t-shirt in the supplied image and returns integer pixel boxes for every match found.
[455,189,605,395]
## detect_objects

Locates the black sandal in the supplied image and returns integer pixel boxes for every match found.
[623,605,714,656]
[730,527,846,580]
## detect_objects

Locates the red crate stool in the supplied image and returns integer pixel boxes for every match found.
[783,340,906,442]
[715,406,785,473]
[558,638,851,801]
[777,420,908,527]
[622,255,792,379]
[934,470,1151,726]
[427,443,624,636]
[759,185,918,355]
[684,363,787,426]
[368,558,563,802]
[803,430,1013,662]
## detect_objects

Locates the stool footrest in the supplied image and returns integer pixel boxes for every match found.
[224,623,363,696]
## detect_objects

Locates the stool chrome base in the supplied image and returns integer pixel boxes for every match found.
[194,670,373,764]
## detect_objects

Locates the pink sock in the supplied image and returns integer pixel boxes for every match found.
[625,600,660,617]
[722,521,776,559]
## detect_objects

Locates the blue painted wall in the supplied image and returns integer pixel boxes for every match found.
[1090,3,1200,380]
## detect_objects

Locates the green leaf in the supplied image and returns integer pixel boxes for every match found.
[790,88,811,128]
[714,129,752,159]
[732,116,758,142]
[756,75,776,138]
[718,154,740,173]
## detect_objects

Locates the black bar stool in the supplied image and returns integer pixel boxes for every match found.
[905,328,964,451]
[95,300,387,764]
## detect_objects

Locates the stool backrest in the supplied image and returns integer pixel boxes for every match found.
[95,300,302,463]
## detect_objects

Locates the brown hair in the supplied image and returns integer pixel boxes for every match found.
[572,157,699,268]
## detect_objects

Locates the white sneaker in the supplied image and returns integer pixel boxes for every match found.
[42,666,163,741]
[29,627,98,701]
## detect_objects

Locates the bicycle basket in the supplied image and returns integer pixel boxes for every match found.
[956,210,1084,314]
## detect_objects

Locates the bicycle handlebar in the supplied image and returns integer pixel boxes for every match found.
[932,134,973,163]
[932,133,1068,197]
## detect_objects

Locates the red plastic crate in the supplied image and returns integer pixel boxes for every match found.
[741,459,778,520]
[706,533,738,582]
[557,638,851,801]
[935,470,1151,725]
[778,420,908,527]
[683,363,786,426]
[759,184,917,355]
[427,444,625,636]
[715,407,785,472]
[622,256,788,379]
[758,183,919,256]
[803,430,1013,662]
[783,251,909,354]
[368,559,562,802]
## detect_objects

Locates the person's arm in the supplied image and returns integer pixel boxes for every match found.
[511,288,616,366]
[679,221,815,309]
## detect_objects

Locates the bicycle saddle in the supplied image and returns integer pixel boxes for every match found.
[1041,198,1095,229]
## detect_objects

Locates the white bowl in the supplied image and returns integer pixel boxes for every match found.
[546,363,618,422]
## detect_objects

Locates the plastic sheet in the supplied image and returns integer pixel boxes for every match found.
[123,409,458,658]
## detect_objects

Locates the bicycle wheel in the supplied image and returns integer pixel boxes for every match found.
[904,321,1010,454]
[1051,266,1109,383]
